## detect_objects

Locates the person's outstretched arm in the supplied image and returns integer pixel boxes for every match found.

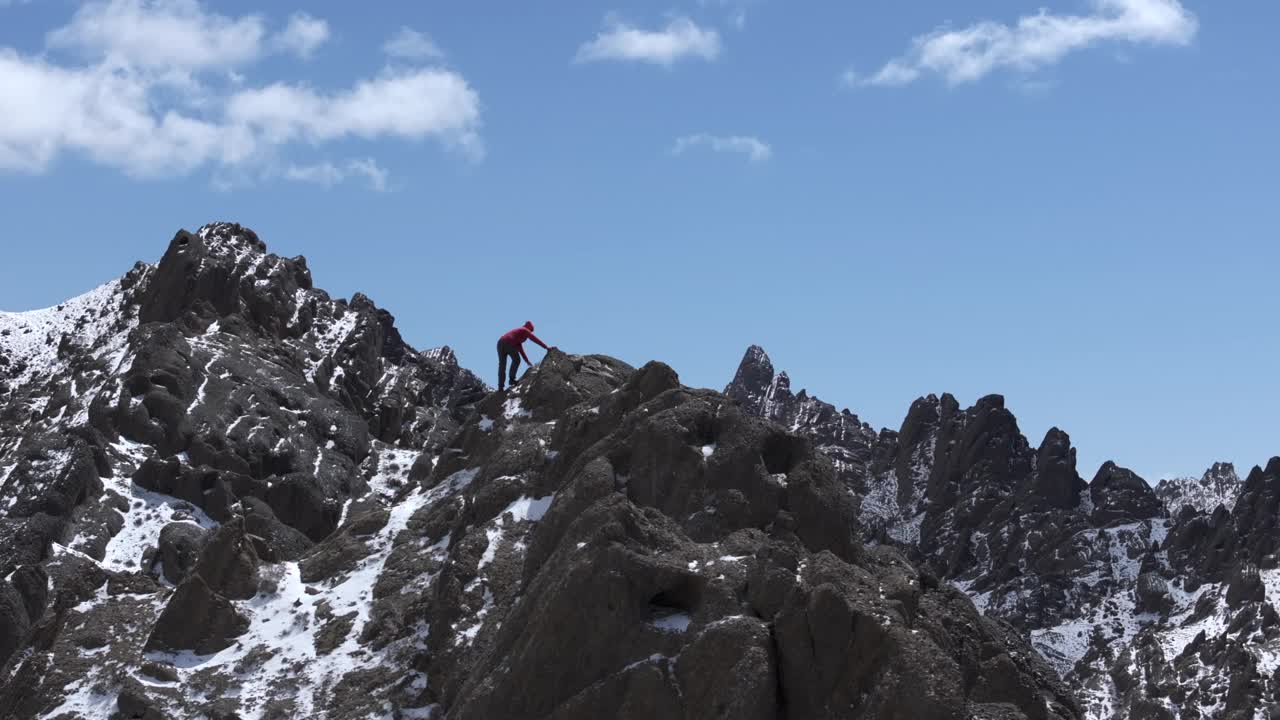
[519,344,532,365]
[528,332,549,351]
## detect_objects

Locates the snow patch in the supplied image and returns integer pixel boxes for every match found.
[649,612,691,633]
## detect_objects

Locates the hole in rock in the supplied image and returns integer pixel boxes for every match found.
[648,574,701,614]
[690,415,717,449]
[261,452,296,478]
[609,450,632,480]
[761,433,805,476]
[647,582,700,633]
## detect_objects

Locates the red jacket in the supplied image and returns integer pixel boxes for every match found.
[500,324,548,363]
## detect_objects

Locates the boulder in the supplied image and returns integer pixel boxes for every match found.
[192,518,261,600]
[117,678,165,719]
[145,574,249,654]
[266,475,340,542]
[1227,563,1265,607]
[1135,572,1174,615]
[156,522,207,585]
[240,496,314,562]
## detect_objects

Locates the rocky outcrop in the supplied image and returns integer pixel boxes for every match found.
[1027,427,1088,511]
[0,223,485,717]
[191,518,261,600]
[154,521,206,584]
[725,345,1280,719]
[1155,462,1242,516]
[1088,462,1163,525]
[145,574,250,654]
[407,350,1079,720]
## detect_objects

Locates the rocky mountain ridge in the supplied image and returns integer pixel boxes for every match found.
[1,226,1076,719]
[726,345,1277,720]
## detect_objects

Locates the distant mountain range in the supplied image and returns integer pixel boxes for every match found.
[728,345,1275,718]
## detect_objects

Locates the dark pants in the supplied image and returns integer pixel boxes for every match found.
[497,339,521,390]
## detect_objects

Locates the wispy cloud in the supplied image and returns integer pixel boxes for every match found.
[847,0,1198,88]
[285,157,389,191]
[699,0,752,31]
[0,0,480,185]
[672,134,771,163]
[383,26,442,60]
[275,12,330,59]
[575,16,720,67]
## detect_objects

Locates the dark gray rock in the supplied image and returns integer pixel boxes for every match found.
[0,581,31,667]
[191,518,261,600]
[145,574,249,654]
[266,475,340,542]
[140,661,179,683]
[156,522,206,584]
[117,678,165,719]
[1135,572,1173,615]
[1089,461,1163,525]
[240,496,313,562]
[9,566,48,626]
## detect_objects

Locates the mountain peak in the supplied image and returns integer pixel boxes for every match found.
[195,221,268,258]
[1156,460,1244,516]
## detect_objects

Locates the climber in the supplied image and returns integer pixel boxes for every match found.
[497,321,549,392]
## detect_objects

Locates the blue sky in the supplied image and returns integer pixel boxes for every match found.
[2,0,1277,483]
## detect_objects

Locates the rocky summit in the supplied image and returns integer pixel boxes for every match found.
[727,345,1280,720]
[0,225,1253,720]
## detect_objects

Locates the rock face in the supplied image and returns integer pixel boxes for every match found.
[381,350,1077,720]
[0,227,1079,719]
[0,223,483,717]
[725,345,1280,720]
[1089,461,1164,525]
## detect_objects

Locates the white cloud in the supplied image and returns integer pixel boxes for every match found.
[383,26,442,60]
[226,68,481,155]
[284,158,388,191]
[0,49,251,175]
[850,0,1198,88]
[275,12,330,59]
[46,0,267,71]
[575,16,720,66]
[0,1,481,184]
[672,133,771,162]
